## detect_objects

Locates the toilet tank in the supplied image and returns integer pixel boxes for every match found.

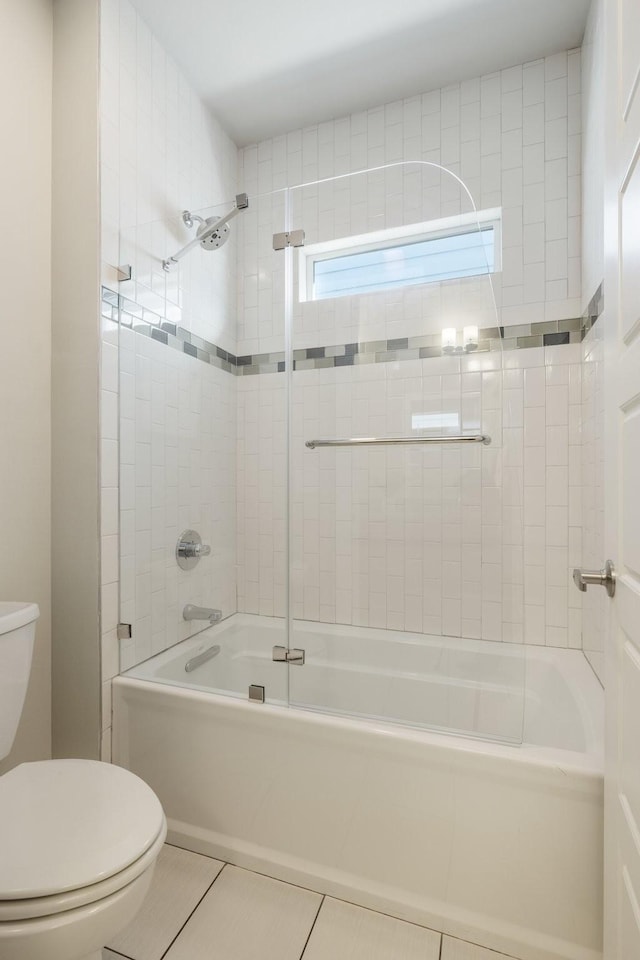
[0,602,39,761]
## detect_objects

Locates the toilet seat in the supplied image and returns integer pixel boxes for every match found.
[0,760,167,922]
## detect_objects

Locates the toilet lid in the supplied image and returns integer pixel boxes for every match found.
[0,759,165,900]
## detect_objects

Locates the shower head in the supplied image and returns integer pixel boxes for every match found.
[196,216,230,250]
[163,193,248,271]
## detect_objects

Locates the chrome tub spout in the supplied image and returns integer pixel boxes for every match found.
[183,604,222,624]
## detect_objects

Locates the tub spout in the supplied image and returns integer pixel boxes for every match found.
[183,604,222,624]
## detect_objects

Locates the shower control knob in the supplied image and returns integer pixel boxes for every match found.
[572,560,616,598]
[176,530,211,570]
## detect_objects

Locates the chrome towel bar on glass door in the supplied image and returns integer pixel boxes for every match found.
[305,435,491,449]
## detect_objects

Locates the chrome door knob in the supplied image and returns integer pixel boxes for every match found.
[572,559,616,598]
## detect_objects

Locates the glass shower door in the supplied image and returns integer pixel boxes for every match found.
[285,162,525,743]
[116,188,292,707]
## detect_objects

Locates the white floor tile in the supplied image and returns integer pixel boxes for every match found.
[441,934,518,960]
[106,844,223,960]
[302,898,441,960]
[164,864,322,960]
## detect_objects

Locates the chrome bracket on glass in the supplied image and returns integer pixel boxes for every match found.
[273,230,305,250]
[572,559,616,598]
[249,684,265,703]
[272,645,306,665]
[116,264,132,282]
[176,530,212,570]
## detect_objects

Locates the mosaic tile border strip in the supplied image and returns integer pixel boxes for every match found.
[290,319,584,372]
[102,286,598,377]
[102,287,237,374]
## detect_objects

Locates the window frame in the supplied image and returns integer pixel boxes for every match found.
[298,207,502,303]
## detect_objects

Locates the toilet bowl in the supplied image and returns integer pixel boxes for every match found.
[0,759,167,960]
[0,601,165,958]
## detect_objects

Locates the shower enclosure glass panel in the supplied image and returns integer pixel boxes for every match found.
[115,167,525,745]
[115,192,289,710]
[286,162,524,743]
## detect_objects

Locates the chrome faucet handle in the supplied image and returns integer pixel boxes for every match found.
[176,530,211,569]
[572,560,616,598]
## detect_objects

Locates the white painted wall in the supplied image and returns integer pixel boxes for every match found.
[51,0,102,760]
[0,0,52,773]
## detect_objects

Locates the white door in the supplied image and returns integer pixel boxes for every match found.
[603,0,640,956]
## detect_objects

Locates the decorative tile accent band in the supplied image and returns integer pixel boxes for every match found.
[102,287,238,374]
[102,287,594,377]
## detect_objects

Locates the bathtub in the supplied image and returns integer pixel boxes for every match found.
[112,614,603,960]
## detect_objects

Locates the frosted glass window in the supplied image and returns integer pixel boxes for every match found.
[299,209,501,303]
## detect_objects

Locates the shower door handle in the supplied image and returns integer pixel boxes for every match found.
[572,560,616,598]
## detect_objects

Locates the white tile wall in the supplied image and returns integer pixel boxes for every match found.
[100,17,589,735]
[235,49,584,648]
[99,0,239,747]
[238,49,582,358]
[100,0,238,350]
[236,344,582,647]
[118,328,236,670]
[236,376,287,617]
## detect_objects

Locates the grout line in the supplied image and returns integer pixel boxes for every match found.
[175,852,442,942]
[444,934,520,958]
[225,861,333,899]
[438,931,444,959]
[313,889,441,935]
[157,860,228,960]
[103,951,131,960]
[298,894,325,960]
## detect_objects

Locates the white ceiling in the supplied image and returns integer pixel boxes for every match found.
[130,0,591,146]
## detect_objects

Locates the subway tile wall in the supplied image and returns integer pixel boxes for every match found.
[117,323,236,671]
[100,0,238,349]
[237,345,583,647]
[238,49,582,358]
[99,3,590,766]
[235,49,584,647]
[99,0,239,757]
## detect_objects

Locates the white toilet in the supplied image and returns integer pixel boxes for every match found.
[0,602,167,960]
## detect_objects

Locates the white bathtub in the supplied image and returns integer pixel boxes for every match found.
[112,615,603,960]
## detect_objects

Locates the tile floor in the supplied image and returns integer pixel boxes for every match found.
[103,844,519,960]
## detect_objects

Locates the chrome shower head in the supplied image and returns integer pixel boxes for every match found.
[196,216,230,250]
[163,194,248,271]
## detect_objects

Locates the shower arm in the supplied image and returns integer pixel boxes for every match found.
[162,193,248,271]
